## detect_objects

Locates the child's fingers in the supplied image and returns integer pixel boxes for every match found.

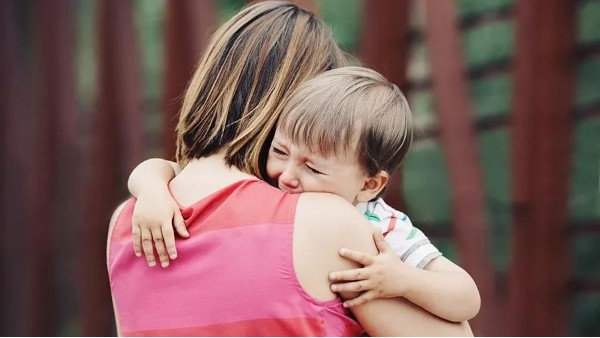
[173,211,189,238]
[373,229,392,254]
[343,291,378,308]
[150,227,170,268]
[338,248,375,266]
[330,280,373,293]
[141,227,156,267]
[132,224,142,257]
[161,221,177,260]
[329,268,369,282]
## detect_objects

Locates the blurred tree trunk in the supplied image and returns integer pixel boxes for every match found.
[163,0,217,160]
[423,1,496,335]
[509,0,575,335]
[359,0,410,210]
[80,0,142,335]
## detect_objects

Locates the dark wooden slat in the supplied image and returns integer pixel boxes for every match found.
[163,0,217,160]
[80,0,142,335]
[424,1,497,335]
[359,0,411,211]
[509,0,576,335]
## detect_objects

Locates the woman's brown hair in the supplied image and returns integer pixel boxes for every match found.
[176,1,347,178]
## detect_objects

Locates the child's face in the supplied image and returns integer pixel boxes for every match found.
[266,129,369,205]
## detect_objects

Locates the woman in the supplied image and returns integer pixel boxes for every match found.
[107,1,472,336]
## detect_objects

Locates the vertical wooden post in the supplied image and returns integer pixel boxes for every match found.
[21,0,77,334]
[163,0,217,159]
[424,1,496,335]
[0,0,28,334]
[509,0,575,335]
[359,0,410,210]
[80,0,141,335]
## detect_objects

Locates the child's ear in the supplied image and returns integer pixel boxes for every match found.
[356,171,389,203]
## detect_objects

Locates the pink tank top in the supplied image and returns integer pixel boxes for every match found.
[108,179,363,336]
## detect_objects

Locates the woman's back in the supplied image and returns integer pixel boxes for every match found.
[108,178,363,336]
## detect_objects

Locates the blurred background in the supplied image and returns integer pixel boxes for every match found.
[1,0,599,336]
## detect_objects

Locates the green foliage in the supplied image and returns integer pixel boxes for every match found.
[457,0,514,19]
[403,139,451,225]
[134,0,165,101]
[578,0,600,45]
[430,238,458,262]
[75,0,96,110]
[479,130,512,271]
[569,118,600,220]
[470,74,512,120]
[571,234,600,281]
[320,0,362,51]
[569,293,600,336]
[576,58,600,107]
[218,0,246,24]
[462,20,514,70]
[409,89,436,130]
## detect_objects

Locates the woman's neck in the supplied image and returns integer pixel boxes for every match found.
[170,153,258,207]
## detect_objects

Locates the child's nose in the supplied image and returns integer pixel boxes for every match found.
[280,169,299,188]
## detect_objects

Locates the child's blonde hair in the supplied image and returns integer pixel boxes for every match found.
[278,66,413,178]
[176,1,347,178]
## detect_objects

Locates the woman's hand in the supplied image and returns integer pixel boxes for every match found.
[132,185,189,268]
[329,229,414,307]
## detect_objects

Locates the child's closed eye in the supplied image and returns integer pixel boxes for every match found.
[306,164,324,175]
[271,146,287,157]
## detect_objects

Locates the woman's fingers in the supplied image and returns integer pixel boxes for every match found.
[338,247,375,266]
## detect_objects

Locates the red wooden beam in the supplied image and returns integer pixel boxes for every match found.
[80,0,142,335]
[423,1,496,335]
[163,1,217,160]
[358,0,411,211]
[509,0,575,335]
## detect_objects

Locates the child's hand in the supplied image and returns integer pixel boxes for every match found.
[131,186,189,268]
[329,229,411,307]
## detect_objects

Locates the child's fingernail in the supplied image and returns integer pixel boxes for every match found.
[329,273,336,280]
[343,303,349,308]
[135,252,141,257]
[331,285,337,292]
[148,261,156,267]
[339,248,347,255]
[170,254,177,260]
[161,262,169,268]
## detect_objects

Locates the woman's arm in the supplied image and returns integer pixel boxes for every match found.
[128,158,188,267]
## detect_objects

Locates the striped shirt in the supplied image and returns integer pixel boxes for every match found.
[107,179,363,336]
[356,198,441,269]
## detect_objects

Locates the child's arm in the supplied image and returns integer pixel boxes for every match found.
[329,230,481,322]
[128,158,188,268]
